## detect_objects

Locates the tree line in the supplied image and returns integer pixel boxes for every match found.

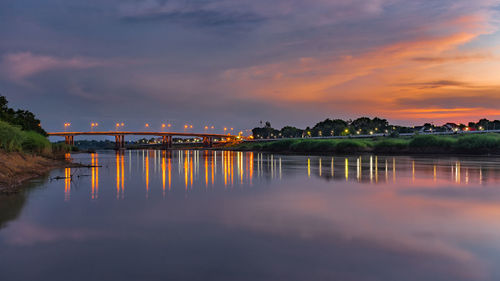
[0,95,46,135]
[252,117,500,139]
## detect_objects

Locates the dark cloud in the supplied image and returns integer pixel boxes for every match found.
[395,91,500,109]
[397,80,478,89]
[412,54,492,63]
[122,8,265,27]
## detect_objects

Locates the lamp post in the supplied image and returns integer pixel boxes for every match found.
[115,123,124,131]
[91,122,98,131]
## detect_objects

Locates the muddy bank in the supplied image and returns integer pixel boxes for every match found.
[0,152,73,194]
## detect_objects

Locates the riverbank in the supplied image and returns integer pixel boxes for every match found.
[0,152,73,194]
[230,134,500,155]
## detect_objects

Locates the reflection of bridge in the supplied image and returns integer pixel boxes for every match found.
[47,131,238,149]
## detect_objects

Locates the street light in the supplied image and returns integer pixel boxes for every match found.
[64,122,71,131]
[115,123,124,131]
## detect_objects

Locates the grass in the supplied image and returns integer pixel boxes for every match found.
[0,120,71,156]
[235,138,373,153]
[233,134,500,154]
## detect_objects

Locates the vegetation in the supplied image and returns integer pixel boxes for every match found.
[0,95,71,156]
[0,120,67,155]
[252,117,500,139]
[0,95,46,135]
[233,134,500,154]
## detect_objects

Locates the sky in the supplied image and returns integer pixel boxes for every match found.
[1,0,500,133]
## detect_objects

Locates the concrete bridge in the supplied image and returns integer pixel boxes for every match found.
[47,131,238,149]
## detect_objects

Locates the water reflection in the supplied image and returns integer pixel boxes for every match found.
[57,151,500,201]
[64,167,71,201]
[2,150,500,281]
[91,153,98,200]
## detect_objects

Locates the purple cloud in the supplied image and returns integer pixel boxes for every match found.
[1,52,106,81]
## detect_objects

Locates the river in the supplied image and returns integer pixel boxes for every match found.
[1,150,500,281]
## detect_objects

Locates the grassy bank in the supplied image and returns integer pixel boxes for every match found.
[0,120,72,156]
[232,134,500,155]
[0,120,74,193]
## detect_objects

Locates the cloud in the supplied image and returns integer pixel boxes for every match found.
[394,91,500,109]
[119,0,390,27]
[412,54,493,63]
[1,52,106,81]
[396,80,479,89]
[119,0,265,26]
[3,0,500,129]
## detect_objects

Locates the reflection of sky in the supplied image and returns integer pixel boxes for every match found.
[1,151,500,280]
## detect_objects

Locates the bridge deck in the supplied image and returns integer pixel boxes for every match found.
[48,131,236,138]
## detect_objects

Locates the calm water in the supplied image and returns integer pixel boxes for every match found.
[1,150,500,281]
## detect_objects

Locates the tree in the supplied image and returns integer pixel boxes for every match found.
[0,95,46,135]
[280,126,303,138]
[310,119,348,137]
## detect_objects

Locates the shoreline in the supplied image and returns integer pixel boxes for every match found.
[0,152,77,194]
[226,135,500,156]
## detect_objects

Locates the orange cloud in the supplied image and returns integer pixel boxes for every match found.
[221,9,500,123]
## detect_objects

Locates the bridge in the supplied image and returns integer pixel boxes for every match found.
[47,131,239,149]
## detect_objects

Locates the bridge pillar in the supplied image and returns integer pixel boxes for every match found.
[115,135,125,150]
[162,135,172,149]
[202,137,213,148]
[65,136,74,146]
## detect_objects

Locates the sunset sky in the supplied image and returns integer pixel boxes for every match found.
[1,0,500,132]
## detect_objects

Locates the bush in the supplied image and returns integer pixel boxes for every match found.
[52,143,73,154]
[454,134,500,152]
[374,139,409,152]
[265,139,296,152]
[21,131,52,155]
[409,135,455,149]
[0,120,53,154]
[335,140,369,153]
[0,120,24,151]
[233,133,500,154]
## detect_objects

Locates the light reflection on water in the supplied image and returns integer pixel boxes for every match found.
[1,150,500,281]
[62,151,500,200]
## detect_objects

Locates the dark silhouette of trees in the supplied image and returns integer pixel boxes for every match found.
[251,117,500,139]
[0,95,46,135]
[280,126,303,138]
[310,119,348,137]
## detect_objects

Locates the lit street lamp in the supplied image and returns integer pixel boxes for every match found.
[116,122,124,131]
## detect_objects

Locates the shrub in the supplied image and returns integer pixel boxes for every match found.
[374,139,409,152]
[0,120,24,152]
[335,140,368,153]
[52,142,73,154]
[265,139,296,152]
[409,135,455,149]
[21,131,52,155]
[454,134,500,152]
